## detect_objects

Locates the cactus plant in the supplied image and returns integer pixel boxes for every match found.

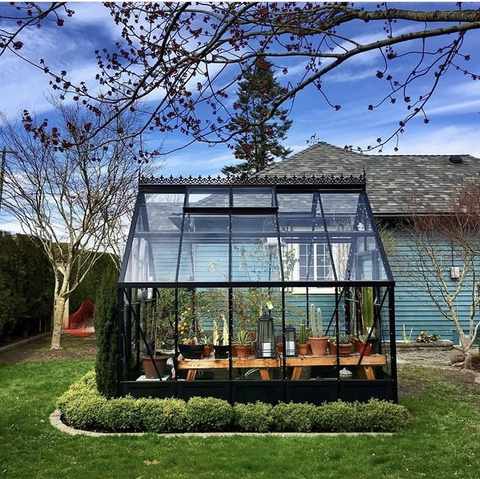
[310,304,324,337]
[298,320,308,344]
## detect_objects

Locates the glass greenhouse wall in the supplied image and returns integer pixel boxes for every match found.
[117,176,397,404]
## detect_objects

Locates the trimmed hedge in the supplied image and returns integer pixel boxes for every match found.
[57,372,409,434]
[233,401,274,432]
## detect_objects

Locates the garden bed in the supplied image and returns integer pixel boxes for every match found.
[396,340,453,351]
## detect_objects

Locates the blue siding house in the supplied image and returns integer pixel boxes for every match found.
[262,142,480,342]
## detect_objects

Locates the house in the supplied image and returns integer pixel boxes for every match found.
[116,141,478,404]
[261,142,480,342]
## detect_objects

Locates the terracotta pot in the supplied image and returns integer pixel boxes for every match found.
[276,342,284,354]
[234,345,249,358]
[142,355,170,379]
[356,341,372,356]
[328,342,354,357]
[308,336,328,356]
[297,343,310,355]
[202,344,213,358]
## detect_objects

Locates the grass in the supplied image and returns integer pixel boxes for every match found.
[1,359,480,478]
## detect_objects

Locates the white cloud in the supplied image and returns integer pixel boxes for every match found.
[393,125,480,158]
[427,98,480,116]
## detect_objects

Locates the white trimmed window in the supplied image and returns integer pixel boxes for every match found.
[298,243,333,281]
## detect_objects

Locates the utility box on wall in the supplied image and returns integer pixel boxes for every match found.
[450,266,460,280]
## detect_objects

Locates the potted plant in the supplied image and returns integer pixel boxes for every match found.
[276,334,284,354]
[297,320,310,355]
[355,286,376,352]
[213,314,230,358]
[232,330,252,358]
[178,330,204,359]
[356,333,373,356]
[178,308,204,359]
[200,332,214,358]
[328,333,354,357]
[308,304,328,356]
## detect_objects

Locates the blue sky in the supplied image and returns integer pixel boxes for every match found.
[1,1,480,183]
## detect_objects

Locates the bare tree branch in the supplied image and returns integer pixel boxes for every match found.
[0,3,73,58]
[3,3,480,153]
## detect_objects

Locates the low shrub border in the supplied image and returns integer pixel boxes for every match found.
[56,372,409,434]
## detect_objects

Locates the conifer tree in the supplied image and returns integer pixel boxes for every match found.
[94,268,119,398]
[222,58,292,178]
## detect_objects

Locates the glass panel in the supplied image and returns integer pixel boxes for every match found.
[279,230,330,282]
[356,193,375,232]
[232,287,271,331]
[197,288,229,347]
[187,187,230,208]
[349,239,388,281]
[178,214,229,282]
[327,235,352,281]
[231,214,281,281]
[321,192,359,232]
[123,237,154,282]
[277,192,325,231]
[278,193,340,283]
[232,187,275,207]
[299,243,333,281]
[123,193,184,282]
[277,192,315,213]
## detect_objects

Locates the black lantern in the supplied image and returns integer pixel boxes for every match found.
[256,310,276,358]
[285,324,297,357]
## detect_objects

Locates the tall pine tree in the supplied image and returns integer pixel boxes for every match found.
[223,58,292,178]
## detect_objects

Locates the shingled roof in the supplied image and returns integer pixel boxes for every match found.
[261,142,480,217]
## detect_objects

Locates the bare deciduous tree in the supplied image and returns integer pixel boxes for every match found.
[405,179,480,365]
[0,103,156,349]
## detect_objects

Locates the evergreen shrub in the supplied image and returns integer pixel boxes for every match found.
[62,394,107,430]
[233,401,274,432]
[271,402,317,432]
[94,269,119,398]
[139,398,187,433]
[313,400,360,432]
[99,397,145,432]
[57,373,409,434]
[356,398,410,432]
[185,397,233,432]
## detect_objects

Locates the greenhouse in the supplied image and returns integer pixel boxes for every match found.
[117,174,397,404]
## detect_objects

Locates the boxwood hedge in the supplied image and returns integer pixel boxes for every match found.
[57,372,409,434]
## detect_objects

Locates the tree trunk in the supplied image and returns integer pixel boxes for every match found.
[459,330,474,355]
[51,292,67,350]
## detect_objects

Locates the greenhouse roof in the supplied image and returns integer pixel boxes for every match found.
[119,175,394,287]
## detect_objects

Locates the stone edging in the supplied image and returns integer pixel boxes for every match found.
[49,409,393,437]
[50,409,144,437]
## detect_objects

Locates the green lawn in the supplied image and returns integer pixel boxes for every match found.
[1,359,479,479]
